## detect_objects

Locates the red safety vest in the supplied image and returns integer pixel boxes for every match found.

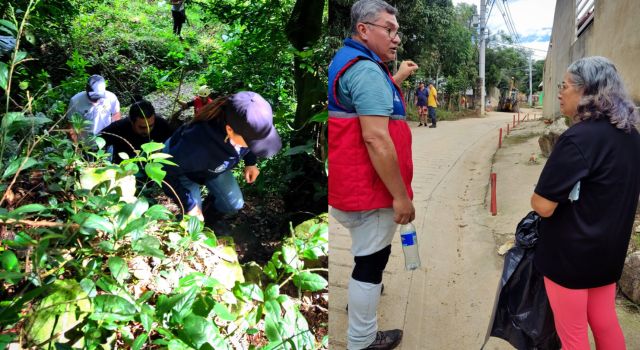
[328,39,413,211]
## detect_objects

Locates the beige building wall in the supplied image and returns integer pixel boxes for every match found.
[543,0,640,118]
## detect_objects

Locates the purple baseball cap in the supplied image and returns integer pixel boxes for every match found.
[86,74,106,101]
[226,91,282,158]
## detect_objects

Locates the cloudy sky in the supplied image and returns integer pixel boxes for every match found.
[452,0,556,59]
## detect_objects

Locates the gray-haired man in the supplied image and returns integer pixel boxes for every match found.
[328,0,418,349]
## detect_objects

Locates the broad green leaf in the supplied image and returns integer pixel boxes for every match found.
[9,203,46,216]
[264,283,280,301]
[211,260,244,289]
[90,294,137,322]
[192,294,215,317]
[283,143,313,156]
[18,81,28,90]
[0,62,7,91]
[264,300,285,344]
[74,213,114,234]
[107,256,130,283]
[120,217,147,240]
[178,272,206,289]
[145,163,166,186]
[0,19,17,33]
[24,31,35,45]
[2,156,38,179]
[96,276,119,294]
[212,302,237,321]
[308,110,327,123]
[132,333,148,350]
[0,112,51,137]
[292,272,327,291]
[158,286,198,322]
[95,136,106,150]
[13,51,27,64]
[79,278,97,298]
[234,283,264,302]
[28,280,91,345]
[116,198,149,229]
[139,304,154,332]
[148,152,173,160]
[0,334,15,349]
[144,204,172,220]
[0,251,19,271]
[281,245,303,270]
[177,314,223,350]
[140,142,165,154]
[132,236,165,258]
[149,158,177,166]
[0,271,22,283]
[6,231,37,248]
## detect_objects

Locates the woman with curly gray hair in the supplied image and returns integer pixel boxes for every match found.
[531,56,640,349]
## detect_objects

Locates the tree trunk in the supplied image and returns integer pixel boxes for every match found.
[284,0,327,222]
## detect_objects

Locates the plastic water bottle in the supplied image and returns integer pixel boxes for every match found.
[400,222,421,271]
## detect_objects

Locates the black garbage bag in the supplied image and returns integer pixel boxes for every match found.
[483,211,561,350]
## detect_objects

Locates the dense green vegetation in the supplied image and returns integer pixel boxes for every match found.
[0,0,328,348]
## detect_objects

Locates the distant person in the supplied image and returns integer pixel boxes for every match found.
[179,85,214,114]
[100,99,172,164]
[427,80,438,128]
[328,0,418,349]
[67,74,121,142]
[162,91,282,221]
[531,56,640,350]
[171,0,186,39]
[414,81,429,126]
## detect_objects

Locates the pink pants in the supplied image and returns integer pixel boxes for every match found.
[543,277,626,350]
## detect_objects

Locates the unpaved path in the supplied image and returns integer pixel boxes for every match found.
[329,109,640,349]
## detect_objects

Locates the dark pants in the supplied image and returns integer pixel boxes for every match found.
[172,10,186,35]
[428,106,437,126]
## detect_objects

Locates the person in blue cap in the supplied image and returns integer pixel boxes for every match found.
[162,91,282,221]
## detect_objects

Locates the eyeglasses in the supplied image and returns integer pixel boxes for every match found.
[363,22,402,40]
[557,81,579,91]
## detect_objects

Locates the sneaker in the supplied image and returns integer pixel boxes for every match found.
[361,329,403,349]
[418,123,423,127]
[429,125,436,128]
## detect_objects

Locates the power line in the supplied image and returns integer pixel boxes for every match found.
[489,40,547,53]
[503,0,519,41]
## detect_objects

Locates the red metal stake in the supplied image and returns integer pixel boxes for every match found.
[499,128,502,148]
[490,173,497,216]
[518,110,521,124]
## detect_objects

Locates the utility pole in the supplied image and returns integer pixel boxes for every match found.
[479,0,486,116]
[528,52,532,106]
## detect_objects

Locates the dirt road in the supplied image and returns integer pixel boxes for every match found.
[328,110,640,349]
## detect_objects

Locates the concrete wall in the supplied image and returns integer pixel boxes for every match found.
[543,1,640,118]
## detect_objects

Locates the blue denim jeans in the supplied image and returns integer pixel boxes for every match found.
[164,138,244,214]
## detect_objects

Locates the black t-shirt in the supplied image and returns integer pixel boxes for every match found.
[100,117,173,164]
[534,118,640,289]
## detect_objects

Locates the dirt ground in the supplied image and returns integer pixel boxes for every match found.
[328,108,640,349]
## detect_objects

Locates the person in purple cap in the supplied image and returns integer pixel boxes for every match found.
[66,74,121,141]
[161,91,282,221]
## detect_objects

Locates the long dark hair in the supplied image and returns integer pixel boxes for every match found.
[190,96,230,124]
